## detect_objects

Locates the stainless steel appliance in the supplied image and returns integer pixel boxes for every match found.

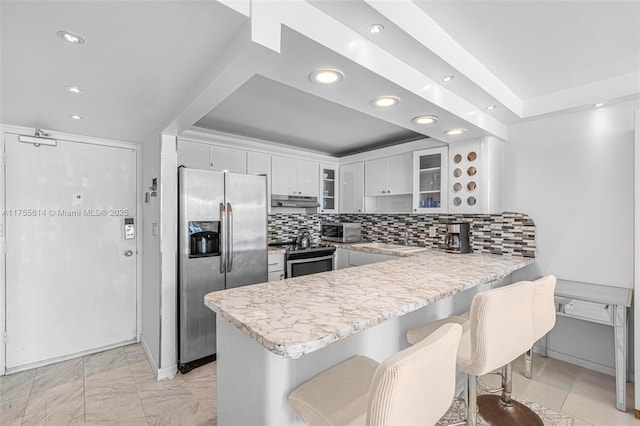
[178,167,268,373]
[444,222,471,253]
[271,194,320,208]
[272,241,336,278]
[321,222,362,242]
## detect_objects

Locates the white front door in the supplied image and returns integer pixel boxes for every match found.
[4,133,138,369]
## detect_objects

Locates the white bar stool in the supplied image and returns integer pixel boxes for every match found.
[407,280,539,426]
[524,275,557,379]
[288,323,462,426]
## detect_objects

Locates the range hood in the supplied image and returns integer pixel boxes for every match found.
[271,194,320,208]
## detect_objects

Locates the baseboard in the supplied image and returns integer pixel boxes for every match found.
[140,336,160,378]
[545,349,616,377]
[4,338,138,375]
[157,363,178,380]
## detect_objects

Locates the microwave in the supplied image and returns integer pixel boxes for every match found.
[321,222,362,242]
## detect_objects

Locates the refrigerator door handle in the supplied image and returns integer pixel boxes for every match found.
[227,202,233,272]
[219,202,226,274]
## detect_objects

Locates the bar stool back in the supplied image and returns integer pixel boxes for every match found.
[288,323,462,426]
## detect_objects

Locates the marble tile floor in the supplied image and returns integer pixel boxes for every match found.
[0,344,635,426]
[0,344,217,425]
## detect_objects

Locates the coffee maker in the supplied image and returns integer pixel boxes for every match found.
[444,222,471,253]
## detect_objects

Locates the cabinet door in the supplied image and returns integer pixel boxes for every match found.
[271,155,298,195]
[177,140,211,170]
[387,153,413,195]
[320,164,338,213]
[413,147,448,213]
[340,162,364,213]
[209,145,247,173]
[364,158,388,196]
[248,152,271,212]
[296,159,319,197]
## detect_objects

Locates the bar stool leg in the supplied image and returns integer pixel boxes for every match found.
[524,348,533,379]
[501,363,513,406]
[466,374,478,426]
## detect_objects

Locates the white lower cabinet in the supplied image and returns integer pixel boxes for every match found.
[335,248,397,269]
[268,252,285,281]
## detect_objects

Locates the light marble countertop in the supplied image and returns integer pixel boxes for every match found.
[205,247,533,359]
[267,246,286,254]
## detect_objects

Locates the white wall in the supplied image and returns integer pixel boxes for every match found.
[504,99,640,374]
[505,100,637,287]
[140,135,161,372]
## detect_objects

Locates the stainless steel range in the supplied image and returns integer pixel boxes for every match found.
[271,241,337,278]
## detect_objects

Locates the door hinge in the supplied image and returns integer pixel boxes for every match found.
[2,331,7,343]
[2,242,6,254]
[2,152,6,166]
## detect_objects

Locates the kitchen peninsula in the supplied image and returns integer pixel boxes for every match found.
[204,247,533,425]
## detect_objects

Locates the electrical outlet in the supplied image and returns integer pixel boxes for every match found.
[428,226,437,238]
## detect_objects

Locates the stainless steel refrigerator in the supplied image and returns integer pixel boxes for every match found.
[178,167,267,373]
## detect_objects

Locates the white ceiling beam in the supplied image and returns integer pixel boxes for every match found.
[524,71,640,118]
[267,0,508,141]
[162,24,276,136]
[365,0,523,118]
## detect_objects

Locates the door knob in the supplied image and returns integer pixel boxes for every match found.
[124,250,133,257]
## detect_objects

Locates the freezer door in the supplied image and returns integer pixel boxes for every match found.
[178,168,225,364]
[224,173,268,289]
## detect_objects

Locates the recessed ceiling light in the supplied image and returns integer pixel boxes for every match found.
[371,96,400,107]
[413,115,439,125]
[593,102,605,107]
[70,115,83,120]
[444,128,467,136]
[486,104,498,110]
[65,86,84,94]
[367,24,384,35]
[309,68,344,84]
[441,75,455,83]
[57,30,85,45]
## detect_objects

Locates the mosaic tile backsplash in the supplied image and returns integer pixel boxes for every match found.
[268,212,536,258]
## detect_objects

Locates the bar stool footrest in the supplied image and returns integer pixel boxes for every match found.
[477,394,543,426]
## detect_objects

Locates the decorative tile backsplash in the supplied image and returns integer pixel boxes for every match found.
[268,212,536,258]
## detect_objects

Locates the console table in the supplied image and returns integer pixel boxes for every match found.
[549,279,632,411]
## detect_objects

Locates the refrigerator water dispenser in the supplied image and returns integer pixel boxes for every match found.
[188,221,220,257]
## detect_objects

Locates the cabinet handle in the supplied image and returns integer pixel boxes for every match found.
[387,190,391,193]
[382,190,386,194]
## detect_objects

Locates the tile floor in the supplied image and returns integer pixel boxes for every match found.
[0,343,636,425]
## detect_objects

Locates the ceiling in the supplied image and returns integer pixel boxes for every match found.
[1,0,639,155]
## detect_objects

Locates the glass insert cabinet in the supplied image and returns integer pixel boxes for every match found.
[320,165,338,213]
[412,147,448,213]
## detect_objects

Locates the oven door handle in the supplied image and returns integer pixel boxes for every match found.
[286,254,335,278]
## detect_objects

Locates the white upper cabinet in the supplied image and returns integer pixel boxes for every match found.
[177,140,210,170]
[340,162,364,213]
[364,153,412,196]
[297,159,319,196]
[364,158,388,196]
[319,164,339,213]
[247,152,272,212]
[413,147,448,213]
[271,156,298,195]
[177,140,247,173]
[209,145,246,173]
[271,155,319,197]
[387,154,413,194]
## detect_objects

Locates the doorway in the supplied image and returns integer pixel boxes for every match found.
[4,132,139,371]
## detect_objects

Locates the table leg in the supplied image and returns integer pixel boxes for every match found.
[614,305,626,411]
